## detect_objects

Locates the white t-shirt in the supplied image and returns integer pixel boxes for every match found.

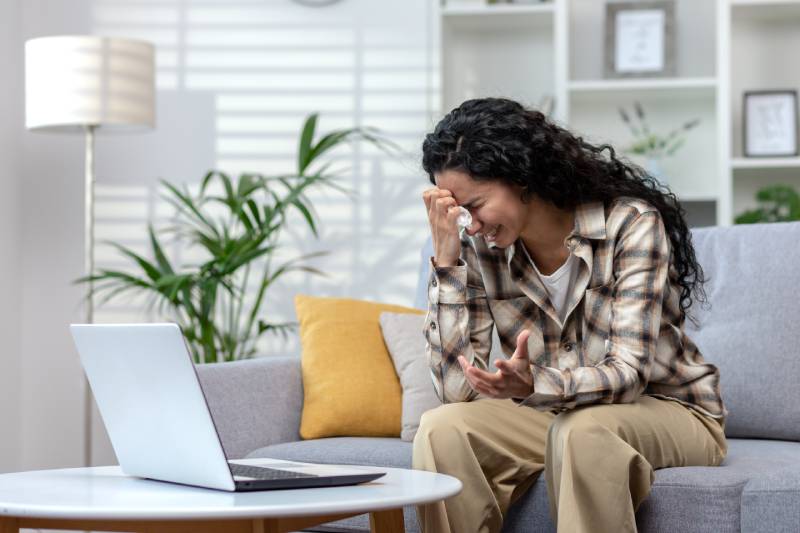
[522,245,580,326]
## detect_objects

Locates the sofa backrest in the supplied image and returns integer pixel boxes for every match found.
[686,221,800,440]
[415,221,800,441]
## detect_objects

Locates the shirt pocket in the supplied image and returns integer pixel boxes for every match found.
[488,296,547,363]
[581,284,613,364]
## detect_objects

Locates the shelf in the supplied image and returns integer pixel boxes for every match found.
[732,0,800,5]
[442,3,554,16]
[569,77,717,93]
[676,193,719,202]
[442,2,554,30]
[569,77,717,91]
[568,78,717,105]
[731,157,800,169]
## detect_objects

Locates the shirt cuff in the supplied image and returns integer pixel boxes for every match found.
[429,257,468,305]
[512,364,537,407]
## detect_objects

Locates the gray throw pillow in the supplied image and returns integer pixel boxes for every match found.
[379,312,442,441]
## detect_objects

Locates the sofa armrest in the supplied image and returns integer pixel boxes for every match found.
[196,355,303,459]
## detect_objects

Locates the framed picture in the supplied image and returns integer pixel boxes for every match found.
[743,90,799,157]
[604,1,676,78]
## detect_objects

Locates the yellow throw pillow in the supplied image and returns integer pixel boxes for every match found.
[294,294,424,439]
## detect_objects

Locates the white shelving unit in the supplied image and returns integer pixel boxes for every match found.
[729,0,800,221]
[439,0,800,227]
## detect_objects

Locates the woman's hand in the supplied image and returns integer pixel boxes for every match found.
[422,187,462,267]
[458,329,534,400]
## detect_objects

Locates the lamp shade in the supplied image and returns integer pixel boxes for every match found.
[25,35,155,133]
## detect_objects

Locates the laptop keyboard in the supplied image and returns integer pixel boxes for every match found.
[229,463,318,480]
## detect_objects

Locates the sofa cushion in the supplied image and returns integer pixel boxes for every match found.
[686,222,800,441]
[740,466,800,533]
[722,437,800,471]
[246,437,413,468]
[379,312,442,442]
[723,439,800,533]
[635,467,749,533]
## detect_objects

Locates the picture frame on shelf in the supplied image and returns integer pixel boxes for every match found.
[743,90,799,158]
[604,0,676,79]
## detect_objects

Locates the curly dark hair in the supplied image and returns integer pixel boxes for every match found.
[421,96,707,322]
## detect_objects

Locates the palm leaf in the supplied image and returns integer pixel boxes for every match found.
[257,320,298,339]
[290,197,318,236]
[106,243,163,283]
[148,226,174,275]
[298,113,320,174]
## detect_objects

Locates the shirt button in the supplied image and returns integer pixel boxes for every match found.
[430,322,437,331]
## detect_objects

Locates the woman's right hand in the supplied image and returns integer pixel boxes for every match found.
[423,187,462,267]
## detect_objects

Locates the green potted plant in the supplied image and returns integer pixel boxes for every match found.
[734,184,800,224]
[78,113,399,364]
[618,101,700,186]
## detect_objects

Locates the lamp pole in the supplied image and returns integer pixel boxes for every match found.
[83,124,96,467]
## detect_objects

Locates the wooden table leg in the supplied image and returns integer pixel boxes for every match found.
[369,508,404,533]
[258,513,361,533]
[0,517,19,533]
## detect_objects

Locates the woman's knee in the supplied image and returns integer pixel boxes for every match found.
[414,402,480,451]
[546,406,614,451]
[417,402,470,435]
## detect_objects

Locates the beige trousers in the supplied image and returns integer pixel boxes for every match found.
[412,395,727,533]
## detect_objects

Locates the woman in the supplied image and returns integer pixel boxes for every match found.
[415,97,727,533]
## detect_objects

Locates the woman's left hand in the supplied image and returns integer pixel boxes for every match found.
[458,329,534,400]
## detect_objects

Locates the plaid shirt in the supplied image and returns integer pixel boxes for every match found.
[424,197,727,421]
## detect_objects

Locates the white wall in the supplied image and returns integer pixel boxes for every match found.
[16,0,94,471]
[0,0,22,474]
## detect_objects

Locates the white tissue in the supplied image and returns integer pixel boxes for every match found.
[456,206,472,228]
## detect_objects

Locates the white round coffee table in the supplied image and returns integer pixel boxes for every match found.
[0,465,461,533]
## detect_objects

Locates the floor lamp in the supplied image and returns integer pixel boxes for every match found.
[24,35,156,467]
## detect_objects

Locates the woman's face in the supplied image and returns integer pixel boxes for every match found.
[434,169,528,249]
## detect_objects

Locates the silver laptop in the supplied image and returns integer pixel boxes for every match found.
[70,323,385,492]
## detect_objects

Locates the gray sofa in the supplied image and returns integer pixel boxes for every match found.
[196,221,800,533]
